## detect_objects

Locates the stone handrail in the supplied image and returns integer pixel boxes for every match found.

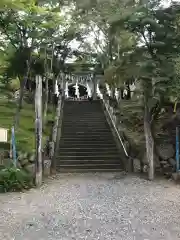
[97,86,129,157]
[102,96,129,157]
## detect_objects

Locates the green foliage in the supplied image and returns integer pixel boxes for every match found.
[0,166,33,193]
[104,65,118,86]
[6,47,31,78]
[0,99,53,152]
[7,77,20,92]
[0,0,34,10]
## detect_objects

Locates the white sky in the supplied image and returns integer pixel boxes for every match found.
[163,0,170,6]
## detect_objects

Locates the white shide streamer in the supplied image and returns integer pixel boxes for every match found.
[54,80,59,97]
[86,83,92,98]
[65,81,69,98]
[96,84,103,99]
[74,82,80,99]
[115,88,119,100]
[105,83,112,97]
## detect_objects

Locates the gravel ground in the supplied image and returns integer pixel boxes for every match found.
[1,173,180,240]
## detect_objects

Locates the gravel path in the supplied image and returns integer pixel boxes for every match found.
[1,173,180,240]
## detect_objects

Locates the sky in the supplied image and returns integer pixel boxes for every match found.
[163,0,170,6]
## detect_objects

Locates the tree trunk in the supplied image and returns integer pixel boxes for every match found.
[51,42,55,107]
[35,75,43,187]
[43,76,49,126]
[14,60,31,128]
[14,78,25,128]
[144,102,154,180]
[43,47,49,127]
[50,94,63,173]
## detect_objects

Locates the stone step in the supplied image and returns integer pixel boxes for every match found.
[56,168,123,173]
[64,113,104,115]
[56,100,124,173]
[64,109,104,111]
[65,106,102,109]
[61,126,110,130]
[64,109,103,111]
[63,109,104,111]
[65,105,104,108]
[63,111,104,113]
[58,154,120,159]
[58,160,121,165]
[59,139,115,144]
[63,111,104,114]
[61,130,112,135]
[58,160,120,165]
[62,122,107,125]
[64,100,101,104]
[57,157,120,164]
[62,122,109,126]
[59,143,116,148]
[60,133,114,137]
[62,118,106,121]
[60,136,115,141]
[56,163,122,170]
[63,112,105,115]
[59,148,119,153]
[63,113,104,115]
[62,127,108,131]
[62,127,110,131]
[58,151,120,156]
[64,106,102,109]
[64,105,102,108]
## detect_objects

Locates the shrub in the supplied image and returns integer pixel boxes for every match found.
[7,77,20,92]
[0,165,34,193]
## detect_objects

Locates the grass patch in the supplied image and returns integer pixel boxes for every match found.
[0,97,54,153]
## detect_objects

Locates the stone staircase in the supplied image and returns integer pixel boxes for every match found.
[56,100,124,172]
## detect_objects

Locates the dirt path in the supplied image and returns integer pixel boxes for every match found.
[1,173,180,240]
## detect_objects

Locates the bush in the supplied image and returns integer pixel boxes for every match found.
[7,77,20,92]
[0,165,34,193]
